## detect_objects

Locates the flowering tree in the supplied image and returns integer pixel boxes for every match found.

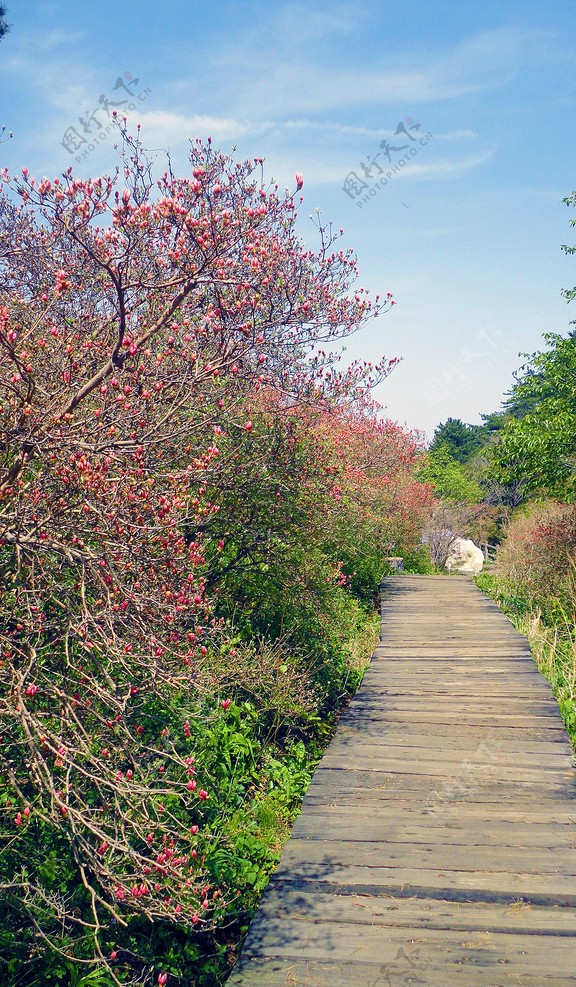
[0,131,394,981]
[308,405,435,592]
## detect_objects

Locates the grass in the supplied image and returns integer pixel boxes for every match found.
[476,572,576,751]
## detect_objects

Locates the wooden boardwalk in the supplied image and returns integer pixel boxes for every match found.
[228,575,576,986]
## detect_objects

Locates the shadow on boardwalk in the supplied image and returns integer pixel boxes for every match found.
[227,575,576,987]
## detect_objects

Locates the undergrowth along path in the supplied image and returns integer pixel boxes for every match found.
[227,574,576,986]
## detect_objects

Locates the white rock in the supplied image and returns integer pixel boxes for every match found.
[445,537,484,574]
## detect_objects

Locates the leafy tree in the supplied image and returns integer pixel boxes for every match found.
[418,445,483,502]
[479,410,508,432]
[490,331,576,501]
[429,417,486,464]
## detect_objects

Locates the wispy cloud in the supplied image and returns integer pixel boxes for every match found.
[434,130,477,141]
[121,110,479,153]
[27,28,85,51]
[400,150,496,180]
[242,149,496,190]
[134,110,258,145]
[172,25,556,118]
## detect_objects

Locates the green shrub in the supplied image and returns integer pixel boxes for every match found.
[494,501,576,613]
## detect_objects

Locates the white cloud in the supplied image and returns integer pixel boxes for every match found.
[253,148,496,189]
[169,25,556,119]
[399,150,496,180]
[434,130,477,141]
[133,110,257,144]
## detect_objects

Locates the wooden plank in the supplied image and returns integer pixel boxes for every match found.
[268,865,576,903]
[230,957,576,987]
[317,755,575,784]
[306,764,575,790]
[339,708,568,726]
[325,741,574,767]
[245,890,576,934]
[338,714,568,735]
[236,921,576,975]
[273,838,576,878]
[330,732,574,757]
[302,792,575,813]
[291,813,576,846]
[291,801,576,826]
[360,681,557,695]
[302,783,574,807]
[336,716,570,735]
[363,662,547,675]
[347,698,562,715]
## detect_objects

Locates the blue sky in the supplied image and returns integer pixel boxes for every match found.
[1,0,575,439]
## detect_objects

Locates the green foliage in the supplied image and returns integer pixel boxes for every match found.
[0,686,347,987]
[477,572,576,749]
[400,546,435,574]
[213,542,378,715]
[475,572,531,622]
[429,418,486,464]
[418,445,483,503]
[490,332,576,501]
[0,567,381,986]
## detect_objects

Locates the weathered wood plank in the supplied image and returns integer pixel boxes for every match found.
[331,731,573,756]
[293,800,576,824]
[273,838,576,878]
[336,719,568,740]
[267,865,576,903]
[237,921,576,974]
[230,957,576,987]
[325,741,573,767]
[291,813,576,846]
[244,890,576,933]
[317,755,575,783]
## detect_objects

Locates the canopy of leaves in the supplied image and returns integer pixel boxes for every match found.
[429,417,486,464]
[418,444,483,502]
[490,331,576,501]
